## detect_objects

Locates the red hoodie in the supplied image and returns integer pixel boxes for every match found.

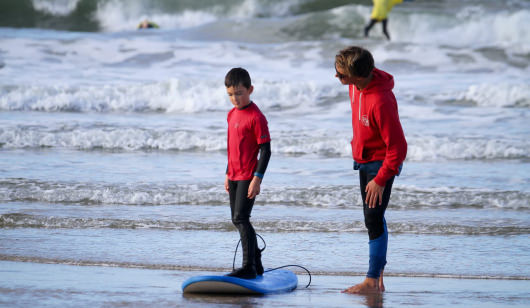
[349,68,407,186]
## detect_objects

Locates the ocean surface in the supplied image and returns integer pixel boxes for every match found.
[1,0,529,306]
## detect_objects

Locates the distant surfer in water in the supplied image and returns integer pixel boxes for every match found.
[138,20,159,29]
[224,68,271,279]
[335,46,407,293]
[364,0,410,40]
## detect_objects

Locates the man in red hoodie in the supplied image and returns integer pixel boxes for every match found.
[335,46,407,294]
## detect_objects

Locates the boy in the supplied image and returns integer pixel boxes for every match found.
[335,46,407,293]
[224,67,271,279]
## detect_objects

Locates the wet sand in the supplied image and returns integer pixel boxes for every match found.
[1,261,529,307]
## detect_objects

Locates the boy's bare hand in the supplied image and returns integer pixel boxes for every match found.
[247,176,262,199]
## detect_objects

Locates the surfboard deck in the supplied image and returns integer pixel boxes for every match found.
[182,269,298,295]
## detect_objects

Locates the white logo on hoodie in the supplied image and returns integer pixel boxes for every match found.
[361,115,370,127]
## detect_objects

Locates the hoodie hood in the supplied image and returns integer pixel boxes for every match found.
[362,68,394,94]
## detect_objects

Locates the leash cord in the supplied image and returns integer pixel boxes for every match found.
[231,234,311,288]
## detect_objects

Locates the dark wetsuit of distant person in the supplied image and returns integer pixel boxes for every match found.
[138,20,159,29]
[364,0,412,40]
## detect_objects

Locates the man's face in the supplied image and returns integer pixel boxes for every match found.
[335,65,352,85]
[226,84,253,109]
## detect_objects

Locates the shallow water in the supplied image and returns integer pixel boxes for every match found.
[1,261,529,307]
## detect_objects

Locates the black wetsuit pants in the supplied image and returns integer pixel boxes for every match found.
[359,170,395,241]
[228,179,257,268]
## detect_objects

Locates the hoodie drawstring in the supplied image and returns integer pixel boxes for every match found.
[359,92,362,121]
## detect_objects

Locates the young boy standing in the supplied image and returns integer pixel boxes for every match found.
[224,68,271,279]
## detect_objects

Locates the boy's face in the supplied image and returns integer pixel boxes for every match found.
[226,84,254,109]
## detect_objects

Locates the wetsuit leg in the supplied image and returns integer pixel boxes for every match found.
[382,19,390,40]
[364,19,378,37]
[359,170,395,278]
[228,180,257,274]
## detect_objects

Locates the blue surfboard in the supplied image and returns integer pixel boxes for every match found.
[182,269,298,295]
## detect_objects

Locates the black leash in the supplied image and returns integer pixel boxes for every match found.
[232,233,266,271]
[264,264,312,288]
[231,234,312,288]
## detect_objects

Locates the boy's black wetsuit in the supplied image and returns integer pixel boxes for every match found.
[227,142,271,279]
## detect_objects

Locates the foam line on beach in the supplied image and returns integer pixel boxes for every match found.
[0,254,211,271]
[1,256,528,281]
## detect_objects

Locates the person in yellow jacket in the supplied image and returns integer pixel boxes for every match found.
[364,0,409,40]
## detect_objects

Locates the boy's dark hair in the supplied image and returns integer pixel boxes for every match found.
[225,67,252,89]
[335,46,374,78]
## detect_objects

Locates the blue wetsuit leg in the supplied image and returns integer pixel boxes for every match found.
[367,218,388,278]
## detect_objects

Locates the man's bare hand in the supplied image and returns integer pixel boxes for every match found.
[365,180,384,208]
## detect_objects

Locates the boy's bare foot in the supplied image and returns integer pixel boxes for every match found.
[379,270,385,292]
[342,277,380,294]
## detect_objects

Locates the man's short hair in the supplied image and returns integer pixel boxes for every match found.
[225,67,252,89]
[335,46,374,78]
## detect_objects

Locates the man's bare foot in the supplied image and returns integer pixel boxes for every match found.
[379,270,385,292]
[341,277,380,294]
